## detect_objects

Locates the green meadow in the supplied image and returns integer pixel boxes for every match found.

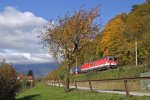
[16,83,150,100]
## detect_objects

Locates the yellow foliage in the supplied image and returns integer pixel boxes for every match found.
[97,14,127,57]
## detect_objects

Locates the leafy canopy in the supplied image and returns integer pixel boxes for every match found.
[41,6,101,67]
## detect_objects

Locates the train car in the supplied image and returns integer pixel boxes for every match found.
[80,63,91,72]
[81,56,118,72]
[71,66,81,74]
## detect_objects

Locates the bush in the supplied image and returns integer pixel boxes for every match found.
[19,78,28,89]
[0,63,21,100]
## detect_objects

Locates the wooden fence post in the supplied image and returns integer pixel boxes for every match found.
[58,82,60,87]
[75,81,77,89]
[30,81,32,88]
[89,81,93,91]
[124,80,130,98]
[54,82,55,86]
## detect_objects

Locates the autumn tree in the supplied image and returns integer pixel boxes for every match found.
[96,2,150,65]
[96,13,132,65]
[141,32,150,63]
[77,40,99,66]
[147,0,150,3]
[0,60,21,100]
[27,70,34,78]
[131,5,139,11]
[125,2,150,64]
[40,6,101,92]
[48,70,57,80]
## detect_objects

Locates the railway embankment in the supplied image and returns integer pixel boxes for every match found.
[71,65,150,81]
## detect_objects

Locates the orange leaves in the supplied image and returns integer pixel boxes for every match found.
[49,70,57,80]
[97,14,127,58]
[41,6,101,65]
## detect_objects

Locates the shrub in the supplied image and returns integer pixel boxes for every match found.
[0,63,21,100]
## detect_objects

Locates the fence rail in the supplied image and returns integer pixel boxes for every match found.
[74,77,150,82]
[49,77,150,98]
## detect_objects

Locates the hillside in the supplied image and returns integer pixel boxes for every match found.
[72,65,150,81]
[48,1,150,81]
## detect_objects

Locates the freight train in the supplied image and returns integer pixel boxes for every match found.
[71,56,118,74]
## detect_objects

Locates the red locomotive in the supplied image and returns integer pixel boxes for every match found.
[81,56,118,72]
[72,56,118,74]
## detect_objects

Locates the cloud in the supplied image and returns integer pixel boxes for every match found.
[0,7,47,29]
[0,6,54,64]
[0,52,53,64]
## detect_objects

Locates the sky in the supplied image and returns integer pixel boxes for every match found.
[0,0,146,64]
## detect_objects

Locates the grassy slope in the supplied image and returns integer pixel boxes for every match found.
[16,83,150,100]
[72,65,150,81]
[69,65,150,91]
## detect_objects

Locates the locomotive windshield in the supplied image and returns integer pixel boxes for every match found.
[108,56,113,60]
[108,56,117,61]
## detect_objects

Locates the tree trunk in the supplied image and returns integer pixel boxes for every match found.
[64,66,70,93]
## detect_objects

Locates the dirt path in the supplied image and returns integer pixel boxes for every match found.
[47,83,150,97]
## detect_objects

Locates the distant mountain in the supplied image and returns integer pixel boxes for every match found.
[13,63,58,78]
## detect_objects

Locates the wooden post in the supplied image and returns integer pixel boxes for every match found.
[75,81,77,89]
[58,82,60,87]
[135,41,138,66]
[89,81,92,91]
[124,80,130,98]
[54,82,55,86]
[30,81,32,88]
[30,80,33,87]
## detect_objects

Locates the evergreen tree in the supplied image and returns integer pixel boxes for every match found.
[27,70,34,77]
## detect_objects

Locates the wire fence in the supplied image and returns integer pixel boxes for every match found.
[141,72,150,90]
